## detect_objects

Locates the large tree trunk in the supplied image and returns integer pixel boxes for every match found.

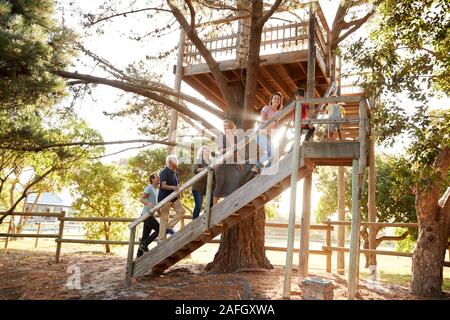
[411,189,449,296]
[411,147,450,297]
[206,207,272,272]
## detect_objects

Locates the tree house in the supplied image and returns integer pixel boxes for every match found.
[126,3,375,301]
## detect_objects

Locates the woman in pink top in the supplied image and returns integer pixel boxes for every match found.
[252,91,283,173]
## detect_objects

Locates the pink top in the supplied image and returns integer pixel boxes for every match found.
[261,105,279,136]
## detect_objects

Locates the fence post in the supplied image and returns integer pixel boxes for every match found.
[4,217,12,250]
[337,166,346,275]
[34,221,41,248]
[125,226,137,285]
[326,220,332,273]
[55,210,66,263]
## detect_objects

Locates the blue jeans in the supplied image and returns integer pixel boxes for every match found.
[192,189,203,219]
[256,134,272,169]
[192,189,214,219]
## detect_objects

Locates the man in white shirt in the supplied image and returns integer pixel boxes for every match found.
[137,174,160,258]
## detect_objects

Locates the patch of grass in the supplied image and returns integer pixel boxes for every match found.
[360,270,450,291]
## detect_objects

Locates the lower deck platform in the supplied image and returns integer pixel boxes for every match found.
[302,141,365,166]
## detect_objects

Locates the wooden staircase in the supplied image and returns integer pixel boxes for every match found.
[131,149,314,278]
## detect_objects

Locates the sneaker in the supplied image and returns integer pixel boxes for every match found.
[139,243,149,253]
[166,228,175,235]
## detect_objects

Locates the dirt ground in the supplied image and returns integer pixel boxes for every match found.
[1,244,449,300]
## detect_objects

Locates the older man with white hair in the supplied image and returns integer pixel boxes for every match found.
[157,154,185,241]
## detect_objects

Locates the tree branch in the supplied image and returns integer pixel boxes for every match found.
[86,7,172,26]
[185,0,196,30]
[54,70,221,129]
[70,47,226,119]
[0,139,192,153]
[376,230,410,246]
[334,10,375,46]
[257,0,283,29]
[166,0,241,119]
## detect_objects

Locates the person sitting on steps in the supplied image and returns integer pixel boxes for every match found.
[137,174,160,258]
[158,155,185,242]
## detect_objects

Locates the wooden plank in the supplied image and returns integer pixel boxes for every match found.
[348,159,360,300]
[55,211,66,263]
[323,246,414,258]
[0,211,62,217]
[265,223,332,230]
[203,169,214,231]
[0,233,58,238]
[125,227,136,285]
[183,50,309,76]
[368,137,377,276]
[337,166,346,275]
[326,225,332,273]
[303,142,360,159]
[298,172,312,283]
[34,221,41,248]
[57,239,139,245]
[168,28,186,154]
[302,118,360,125]
[265,246,327,255]
[283,99,303,299]
[62,217,135,222]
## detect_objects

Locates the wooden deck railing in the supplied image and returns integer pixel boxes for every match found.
[183,10,329,71]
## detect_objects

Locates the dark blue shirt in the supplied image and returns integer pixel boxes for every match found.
[158,167,180,202]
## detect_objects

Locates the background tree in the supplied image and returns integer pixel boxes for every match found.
[70,162,134,253]
[345,0,450,296]
[314,154,417,267]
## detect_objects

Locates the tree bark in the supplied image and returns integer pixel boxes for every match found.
[206,207,272,272]
[411,147,450,297]
[104,221,111,253]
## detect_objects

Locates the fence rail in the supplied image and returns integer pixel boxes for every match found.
[2,212,448,271]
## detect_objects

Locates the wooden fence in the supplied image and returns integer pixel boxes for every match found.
[2,212,448,269]
[1,211,333,269]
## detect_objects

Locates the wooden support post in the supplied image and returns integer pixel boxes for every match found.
[4,218,12,250]
[306,7,316,113]
[298,172,312,283]
[337,166,346,275]
[168,29,186,154]
[34,221,41,248]
[326,221,332,273]
[282,99,303,299]
[125,226,137,285]
[326,29,331,78]
[368,137,377,279]
[55,210,66,263]
[337,55,342,96]
[348,159,361,299]
[203,169,214,230]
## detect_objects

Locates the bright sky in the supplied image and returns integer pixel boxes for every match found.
[56,1,449,221]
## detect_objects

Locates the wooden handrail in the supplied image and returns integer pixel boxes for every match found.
[129,94,364,229]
